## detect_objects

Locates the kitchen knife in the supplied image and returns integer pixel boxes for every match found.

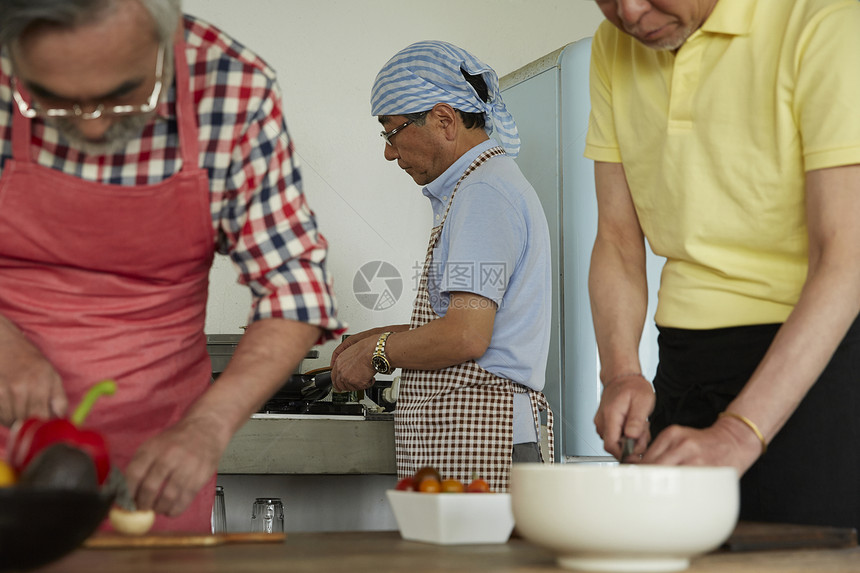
[619,437,635,463]
[105,466,136,511]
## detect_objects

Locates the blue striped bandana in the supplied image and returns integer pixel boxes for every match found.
[370,41,521,158]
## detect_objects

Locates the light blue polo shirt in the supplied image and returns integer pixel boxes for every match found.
[422,139,552,443]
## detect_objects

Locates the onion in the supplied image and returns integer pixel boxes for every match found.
[109,507,156,535]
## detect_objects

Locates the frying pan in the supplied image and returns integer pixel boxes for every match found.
[270,368,333,402]
[0,487,113,571]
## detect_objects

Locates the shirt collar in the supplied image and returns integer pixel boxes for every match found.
[155,99,172,120]
[422,138,498,202]
[701,0,757,36]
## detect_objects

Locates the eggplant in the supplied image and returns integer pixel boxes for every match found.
[17,443,99,492]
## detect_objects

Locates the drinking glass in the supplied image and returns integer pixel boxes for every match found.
[211,485,227,534]
[251,497,284,533]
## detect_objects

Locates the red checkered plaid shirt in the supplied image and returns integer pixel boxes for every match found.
[0,15,344,340]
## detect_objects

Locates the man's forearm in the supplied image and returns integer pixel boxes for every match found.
[182,318,322,449]
[590,161,651,386]
[588,235,650,385]
[726,249,860,444]
[346,325,409,345]
[383,293,496,371]
[724,164,860,446]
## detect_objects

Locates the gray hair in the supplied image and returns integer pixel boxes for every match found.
[0,0,182,48]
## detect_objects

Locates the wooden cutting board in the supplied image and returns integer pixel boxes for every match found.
[84,531,286,549]
[722,521,858,552]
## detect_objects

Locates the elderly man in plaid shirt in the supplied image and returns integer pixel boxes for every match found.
[0,0,344,531]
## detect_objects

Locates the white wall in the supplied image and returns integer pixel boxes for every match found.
[190,0,606,366]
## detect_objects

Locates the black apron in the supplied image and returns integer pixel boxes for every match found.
[651,314,860,530]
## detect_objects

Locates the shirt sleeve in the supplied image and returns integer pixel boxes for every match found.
[439,181,525,305]
[584,21,624,164]
[216,77,345,343]
[795,1,860,171]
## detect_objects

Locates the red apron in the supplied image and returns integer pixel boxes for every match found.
[396,147,554,493]
[0,34,215,532]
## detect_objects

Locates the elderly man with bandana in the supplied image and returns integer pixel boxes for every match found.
[331,41,553,492]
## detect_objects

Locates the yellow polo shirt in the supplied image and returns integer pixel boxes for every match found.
[584,0,860,329]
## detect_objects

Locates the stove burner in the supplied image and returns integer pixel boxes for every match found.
[259,399,365,416]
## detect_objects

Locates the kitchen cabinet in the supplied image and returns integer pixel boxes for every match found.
[208,333,400,531]
[219,416,395,475]
[37,531,860,573]
[216,416,398,533]
[207,326,400,532]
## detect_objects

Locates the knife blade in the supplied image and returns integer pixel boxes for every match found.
[105,466,137,511]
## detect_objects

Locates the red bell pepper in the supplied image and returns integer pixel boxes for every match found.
[8,379,116,485]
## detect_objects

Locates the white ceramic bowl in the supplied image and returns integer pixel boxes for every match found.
[510,464,739,572]
[386,490,514,545]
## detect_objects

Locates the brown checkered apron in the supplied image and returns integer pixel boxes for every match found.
[395,146,554,492]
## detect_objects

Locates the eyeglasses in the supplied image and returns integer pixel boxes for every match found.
[11,44,165,121]
[380,119,415,146]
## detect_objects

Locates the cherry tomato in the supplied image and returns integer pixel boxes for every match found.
[418,477,441,493]
[413,465,441,486]
[395,477,416,491]
[466,478,491,493]
[440,478,465,493]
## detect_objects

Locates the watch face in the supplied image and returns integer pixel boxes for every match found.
[372,355,391,374]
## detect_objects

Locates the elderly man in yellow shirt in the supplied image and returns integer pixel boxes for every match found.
[585,0,860,529]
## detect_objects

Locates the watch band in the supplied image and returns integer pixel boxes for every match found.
[372,331,393,374]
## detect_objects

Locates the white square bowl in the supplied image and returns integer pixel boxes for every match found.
[386,490,514,545]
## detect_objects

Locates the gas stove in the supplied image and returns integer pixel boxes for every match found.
[257,398,365,416]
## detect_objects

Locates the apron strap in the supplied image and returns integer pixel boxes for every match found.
[172,23,200,167]
[436,146,506,231]
[11,83,32,162]
[514,384,555,463]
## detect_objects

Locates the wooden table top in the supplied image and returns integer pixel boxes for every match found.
[33,530,860,573]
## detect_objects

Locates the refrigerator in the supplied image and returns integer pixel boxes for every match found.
[500,38,664,460]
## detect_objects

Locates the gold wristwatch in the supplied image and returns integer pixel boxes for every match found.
[371,331,393,375]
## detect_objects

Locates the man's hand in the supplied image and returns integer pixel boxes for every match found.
[0,316,67,426]
[329,294,496,392]
[641,415,762,476]
[593,373,655,460]
[124,413,227,517]
[330,329,379,369]
[331,335,377,392]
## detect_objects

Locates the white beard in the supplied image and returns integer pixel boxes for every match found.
[48,48,175,157]
[639,24,696,52]
[50,112,156,156]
